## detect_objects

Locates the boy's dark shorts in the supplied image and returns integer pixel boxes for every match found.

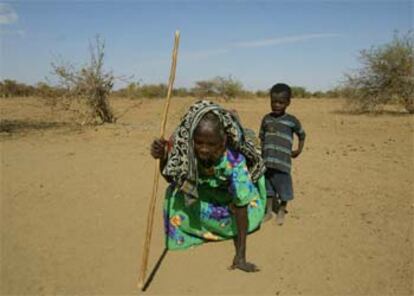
[265,169,294,201]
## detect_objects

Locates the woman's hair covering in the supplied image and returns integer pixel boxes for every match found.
[162,100,265,200]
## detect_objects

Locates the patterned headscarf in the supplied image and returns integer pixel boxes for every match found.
[162,100,265,200]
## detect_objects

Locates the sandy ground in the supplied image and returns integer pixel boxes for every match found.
[1,97,413,295]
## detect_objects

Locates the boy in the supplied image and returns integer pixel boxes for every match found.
[259,83,306,225]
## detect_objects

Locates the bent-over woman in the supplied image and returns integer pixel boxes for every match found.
[150,100,266,272]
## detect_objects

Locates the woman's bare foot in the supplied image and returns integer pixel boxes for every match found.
[229,257,260,272]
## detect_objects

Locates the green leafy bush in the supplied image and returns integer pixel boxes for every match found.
[344,31,414,113]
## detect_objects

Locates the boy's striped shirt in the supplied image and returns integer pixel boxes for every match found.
[259,113,306,173]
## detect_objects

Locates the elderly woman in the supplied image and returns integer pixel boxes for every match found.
[150,100,266,272]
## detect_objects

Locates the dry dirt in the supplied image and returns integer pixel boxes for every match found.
[1,97,413,295]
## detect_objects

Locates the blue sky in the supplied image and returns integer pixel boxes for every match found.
[0,1,412,91]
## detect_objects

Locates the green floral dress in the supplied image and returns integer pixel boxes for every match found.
[163,149,266,250]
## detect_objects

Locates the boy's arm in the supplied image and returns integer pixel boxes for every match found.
[292,138,305,158]
[292,118,306,158]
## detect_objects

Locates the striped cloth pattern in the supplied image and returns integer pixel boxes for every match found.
[259,113,306,173]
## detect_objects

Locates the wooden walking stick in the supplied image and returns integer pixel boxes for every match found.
[137,30,180,290]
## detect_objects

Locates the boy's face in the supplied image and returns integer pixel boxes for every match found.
[193,122,226,168]
[270,91,290,115]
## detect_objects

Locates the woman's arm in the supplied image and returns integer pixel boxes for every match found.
[150,137,171,181]
[231,205,259,272]
[228,151,260,272]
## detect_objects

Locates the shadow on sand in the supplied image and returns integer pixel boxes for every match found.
[0,119,79,134]
[331,109,412,117]
[141,248,169,292]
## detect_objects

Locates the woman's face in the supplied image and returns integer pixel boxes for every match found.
[193,122,226,168]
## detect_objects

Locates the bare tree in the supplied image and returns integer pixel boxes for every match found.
[52,36,116,123]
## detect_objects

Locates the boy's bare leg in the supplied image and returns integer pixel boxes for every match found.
[263,197,274,222]
[230,205,260,272]
[276,201,287,225]
[272,196,280,213]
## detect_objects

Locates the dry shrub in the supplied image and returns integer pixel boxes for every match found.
[51,36,116,124]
